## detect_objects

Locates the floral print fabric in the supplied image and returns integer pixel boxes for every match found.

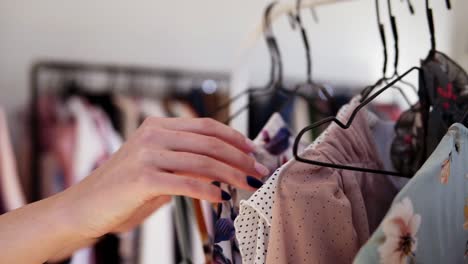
[354,123,468,264]
[213,113,307,264]
[391,51,468,177]
[378,198,421,264]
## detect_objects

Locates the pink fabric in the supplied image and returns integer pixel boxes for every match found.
[266,109,400,263]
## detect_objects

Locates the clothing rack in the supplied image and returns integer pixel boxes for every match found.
[29,60,229,201]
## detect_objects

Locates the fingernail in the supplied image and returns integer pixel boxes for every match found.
[255,162,270,176]
[245,138,256,152]
[211,181,221,187]
[221,190,231,201]
[246,176,263,189]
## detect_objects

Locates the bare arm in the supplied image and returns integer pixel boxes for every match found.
[0,192,82,263]
[0,117,268,263]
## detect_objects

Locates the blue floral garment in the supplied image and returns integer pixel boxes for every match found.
[354,123,468,264]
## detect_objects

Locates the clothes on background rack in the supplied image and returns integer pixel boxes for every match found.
[138,97,176,264]
[114,95,140,140]
[168,99,210,264]
[247,89,295,138]
[0,108,26,213]
[30,65,229,264]
[43,95,124,264]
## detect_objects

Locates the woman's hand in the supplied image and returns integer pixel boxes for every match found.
[60,117,269,243]
[0,117,270,264]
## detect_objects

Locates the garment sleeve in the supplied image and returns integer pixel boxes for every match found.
[235,169,281,264]
[265,168,362,264]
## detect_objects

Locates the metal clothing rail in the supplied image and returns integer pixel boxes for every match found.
[29,60,229,201]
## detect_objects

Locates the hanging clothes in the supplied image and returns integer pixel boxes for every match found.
[114,95,140,139]
[138,97,176,264]
[419,51,468,160]
[249,112,309,181]
[235,102,350,264]
[293,96,311,136]
[236,97,407,264]
[0,108,26,212]
[65,97,123,264]
[140,97,208,264]
[113,95,141,264]
[168,99,208,264]
[247,89,295,139]
[213,112,309,263]
[354,123,468,264]
[224,112,307,263]
[67,97,122,183]
[391,51,468,177]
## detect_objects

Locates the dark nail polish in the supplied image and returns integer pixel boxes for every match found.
[246,176,263,189]
[211,181,221,187]
[221,190,231,201]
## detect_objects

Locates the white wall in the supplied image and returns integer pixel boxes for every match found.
[451,0,468,70]
[0,0,466,113]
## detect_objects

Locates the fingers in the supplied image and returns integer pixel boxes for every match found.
[145,172,229,203]
[146,150,260,191]
[150,117,256,153]
[154,130,268,178]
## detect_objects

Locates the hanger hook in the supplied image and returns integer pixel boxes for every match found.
[425,0,436,54]
[375,0,388,78]
[425,0,452,56]
[295,0,313,84]
[403,0,415,14]
[387,0,399,76]
[263,2,282,87]
[446,0,451,9]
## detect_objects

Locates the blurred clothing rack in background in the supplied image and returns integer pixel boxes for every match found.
[29,60,229,202]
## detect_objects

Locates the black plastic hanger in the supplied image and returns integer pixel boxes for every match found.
[291,0,456,177]
[425,0,451,56]
[382,0,417,101]
[426,0,437,57]
[224,1,326,124]
[275,0,334,113]
[212,2,284,124]
[221,2,289,123]
[293,66,422,178]
[360,0,413,104]
[401,0,415,14]
[445,0,451,10]
[359,0,391,101]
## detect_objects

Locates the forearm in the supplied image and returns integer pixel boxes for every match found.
[48,237,98,263]
[0,192,82,264]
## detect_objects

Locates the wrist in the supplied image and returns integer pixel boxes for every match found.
[44,191,88,247]
[0,192,87,263]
